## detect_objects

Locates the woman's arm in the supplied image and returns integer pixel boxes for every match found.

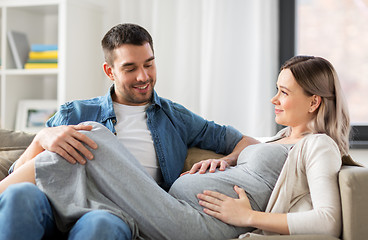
[286,135,342,236]
[0,159,36,194]
[197,185,290,235]
[13,137,46,171]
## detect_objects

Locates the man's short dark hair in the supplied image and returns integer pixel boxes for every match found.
[101,23,154,66]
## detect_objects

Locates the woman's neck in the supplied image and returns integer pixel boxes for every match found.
[287,126,311,141]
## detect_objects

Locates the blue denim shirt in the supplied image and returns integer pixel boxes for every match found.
[46,86,243,189]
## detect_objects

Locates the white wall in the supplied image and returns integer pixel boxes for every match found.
[80,0,368,164]
[349,149,368,167]
[95,0,279,137]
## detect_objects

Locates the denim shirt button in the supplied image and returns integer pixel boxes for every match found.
[112,119,116,124]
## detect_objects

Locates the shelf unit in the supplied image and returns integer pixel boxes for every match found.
[0,0,104,130]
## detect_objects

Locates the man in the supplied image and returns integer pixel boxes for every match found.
[0,24,256,240]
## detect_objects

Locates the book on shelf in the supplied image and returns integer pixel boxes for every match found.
[7,30,30,69]
[25,44,58,69]
[31,44,58,52]
[27,59,57,63]
[24,63,58,69]
[29,50,58,60]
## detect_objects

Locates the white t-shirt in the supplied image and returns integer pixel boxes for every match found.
[113,102,163,184]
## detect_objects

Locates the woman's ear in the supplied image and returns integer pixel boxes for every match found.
[103,62,114,81]
[309,95,322,113]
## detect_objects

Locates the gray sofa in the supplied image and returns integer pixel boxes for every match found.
[1,129,368,240]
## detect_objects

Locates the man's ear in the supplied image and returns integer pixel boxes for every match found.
[103,62,114,81]
[309,95,322,113]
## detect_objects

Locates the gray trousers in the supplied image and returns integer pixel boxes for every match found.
[35,122,252,240]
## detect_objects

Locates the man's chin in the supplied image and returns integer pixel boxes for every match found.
[132,93,153,105]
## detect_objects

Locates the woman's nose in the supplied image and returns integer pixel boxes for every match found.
[270,93,278,105]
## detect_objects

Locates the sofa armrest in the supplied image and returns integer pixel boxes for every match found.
[238,235,338,240]
[339,165,368,240]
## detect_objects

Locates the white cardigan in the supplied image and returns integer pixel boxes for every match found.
[241,131,342,238]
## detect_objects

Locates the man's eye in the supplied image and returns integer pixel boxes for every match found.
[281,90,288,95]
[125,68,136,72]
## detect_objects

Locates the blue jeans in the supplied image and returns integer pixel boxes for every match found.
[0,183,132,240]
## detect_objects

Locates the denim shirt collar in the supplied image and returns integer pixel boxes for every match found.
[103,85,162,121]
[100,86,116,122]
[151,90,162,109]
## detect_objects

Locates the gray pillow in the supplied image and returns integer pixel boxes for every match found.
[0,129,35,180]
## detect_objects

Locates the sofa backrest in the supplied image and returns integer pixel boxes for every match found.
[0,129,35,180]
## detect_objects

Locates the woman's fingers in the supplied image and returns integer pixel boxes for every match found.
[197,190,228,203]
[234,185,247,198]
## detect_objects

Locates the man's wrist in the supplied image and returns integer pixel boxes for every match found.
[223,156,236,166]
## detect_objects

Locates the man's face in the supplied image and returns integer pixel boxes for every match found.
[104,42,157,106]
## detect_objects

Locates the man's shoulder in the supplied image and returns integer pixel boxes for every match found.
[47,95,110,127]
[156,95,191,113]
[62,95,107,109]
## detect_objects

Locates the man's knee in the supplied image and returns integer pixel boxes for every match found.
[70,210,132,240]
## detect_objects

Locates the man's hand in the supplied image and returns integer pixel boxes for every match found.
[34,125,98,164]
[181,136,259,176]
[181,158,230,176]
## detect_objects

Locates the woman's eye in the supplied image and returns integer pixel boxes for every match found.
[276,87,287,95]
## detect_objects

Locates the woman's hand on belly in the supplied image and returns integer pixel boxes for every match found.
[197,185,253,227]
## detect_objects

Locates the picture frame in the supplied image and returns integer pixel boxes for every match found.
[16,100,58,133]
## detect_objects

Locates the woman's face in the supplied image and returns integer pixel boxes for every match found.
[271,69,315,128]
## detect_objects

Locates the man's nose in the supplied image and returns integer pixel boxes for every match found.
[137,67,149,82]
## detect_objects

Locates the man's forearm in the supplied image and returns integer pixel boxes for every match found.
[223,136,260,165]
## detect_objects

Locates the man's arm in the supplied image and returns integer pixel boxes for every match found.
[13,125,97,171]
[187,136,260,174]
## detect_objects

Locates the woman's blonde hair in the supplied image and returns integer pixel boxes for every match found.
[281,56,350,156]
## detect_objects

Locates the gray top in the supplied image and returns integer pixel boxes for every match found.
[236,143,292,210]
[170,143,292,213]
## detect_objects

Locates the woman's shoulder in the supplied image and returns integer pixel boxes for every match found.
[303,133,337,147]
[294,133,341,169]
[295,133,340,154]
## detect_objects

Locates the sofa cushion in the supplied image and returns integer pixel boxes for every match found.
[0,129,35,180]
